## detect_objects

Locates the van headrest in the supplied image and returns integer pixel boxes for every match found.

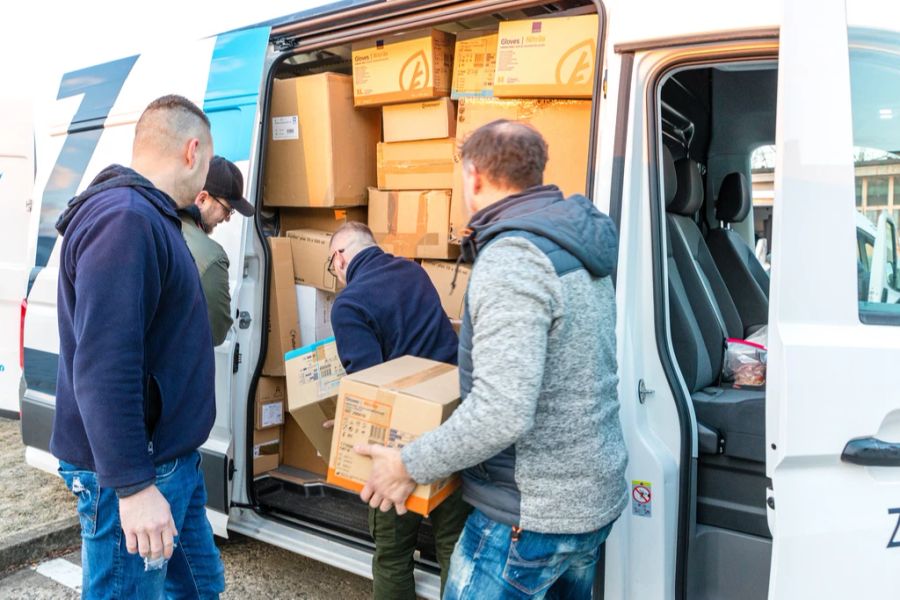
[716,172,751,223]
[663,146,677,207]
[669,159,703,216]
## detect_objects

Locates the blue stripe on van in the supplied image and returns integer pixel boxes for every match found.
[23,347,59,396]
[203,26,270,163]
[35,56,139,271]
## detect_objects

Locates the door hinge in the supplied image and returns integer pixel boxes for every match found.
[638,379,655,404]
[232,343,241,374]
[238,311,252,329]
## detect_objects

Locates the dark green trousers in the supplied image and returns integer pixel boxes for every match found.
[368,488,471,600]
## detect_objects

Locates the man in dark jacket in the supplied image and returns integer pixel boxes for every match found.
[51,95,225,598]
[327,221,470,600]
[180,155,254,345]
[357,121,628,599]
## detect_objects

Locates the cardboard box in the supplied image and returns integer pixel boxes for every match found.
[253,427,282,476]
[264,73,380,207]
[255,377,286,431]
[263,238,301,376]
[382,98,457,143]
[368,188,458,260]
[328,356,461,516]
[421,260,471,320]
[352,29,455,107]
[376,138,456,190]
[450,159,467,242]
[455,98,591,198]
[284,338,345,462]
[493,14,599,98]
[280,207,368,234]
[451,29,498,99]
[271,417,329,485]
[285,229,342,293]
[296,285,335,348]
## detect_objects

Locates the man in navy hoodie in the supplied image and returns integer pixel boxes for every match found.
[327,221,470,600]
[51,95,225,598]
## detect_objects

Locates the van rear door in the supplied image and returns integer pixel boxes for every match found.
[767,0,900,595]
[0,98,33,417]
[20,25,271,536]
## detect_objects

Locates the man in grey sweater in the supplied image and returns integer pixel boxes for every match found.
[356,120,628,598]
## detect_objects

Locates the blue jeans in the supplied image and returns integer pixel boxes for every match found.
[444,509,613,599]
[59,451,225,600]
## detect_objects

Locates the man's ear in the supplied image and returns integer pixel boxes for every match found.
[184,137,201,169]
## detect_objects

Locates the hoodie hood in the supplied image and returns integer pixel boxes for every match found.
[56,164,180,236]
[461,185,618,278]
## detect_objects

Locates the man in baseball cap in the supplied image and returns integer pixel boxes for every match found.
[180,155,254,345]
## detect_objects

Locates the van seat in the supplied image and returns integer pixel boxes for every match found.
[707,172,769,329]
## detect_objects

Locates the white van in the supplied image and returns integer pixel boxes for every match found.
[18,1,900,598]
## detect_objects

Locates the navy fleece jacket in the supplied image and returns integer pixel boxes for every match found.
[50,165,216,491]
[330,247,458,374]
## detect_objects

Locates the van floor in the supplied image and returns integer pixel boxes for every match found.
[255,477,439,563]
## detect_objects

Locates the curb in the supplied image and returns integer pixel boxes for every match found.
[0,516,81,574]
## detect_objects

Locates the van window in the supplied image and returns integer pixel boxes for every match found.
[850,30,900,323]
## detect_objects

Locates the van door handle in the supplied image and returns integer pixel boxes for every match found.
[841,436,900,467]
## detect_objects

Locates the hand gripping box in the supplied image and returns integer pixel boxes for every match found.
[327,356,460,515]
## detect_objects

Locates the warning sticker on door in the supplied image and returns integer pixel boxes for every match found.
[631,480,652,517]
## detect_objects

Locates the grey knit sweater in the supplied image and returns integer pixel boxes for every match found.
[402,188,628,534]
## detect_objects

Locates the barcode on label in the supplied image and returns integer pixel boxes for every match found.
[319,363,332,378]
[369,426,386,445]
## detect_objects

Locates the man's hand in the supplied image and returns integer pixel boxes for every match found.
[355,444,417,515]
[322,419,335,429]
[119,485,177,561]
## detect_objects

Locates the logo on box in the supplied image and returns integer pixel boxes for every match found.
[400,50,430,91]
[531,21,542,34]
[555,39,595,86]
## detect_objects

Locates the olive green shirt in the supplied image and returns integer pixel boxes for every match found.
[180,214,232,345]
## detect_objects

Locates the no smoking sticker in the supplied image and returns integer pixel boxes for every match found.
[631,480,652,518]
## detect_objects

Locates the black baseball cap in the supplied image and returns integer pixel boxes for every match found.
[204,156,254,217]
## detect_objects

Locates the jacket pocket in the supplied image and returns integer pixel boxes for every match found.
[58,466,100,538]
[144,373,163,455]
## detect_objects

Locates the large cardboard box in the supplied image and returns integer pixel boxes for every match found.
[421,260,471,320]
[376,139,456,190]
[368,188,458,260]
[253,427,282,476]
[450,159,467,242]
[327,356,461,516]
[382,98,456,143]
[284,338,345,463]
[285,229,342,293]
[352,29,455,107]
[263,238,301,376]
[255,377,286,431]
[271,417,329,485]
[280,207,368,234]
[295,285,335,348]
[493,14,599,98]
[455,98,591,198]
[451,29,498,99]
[264,74,380,207]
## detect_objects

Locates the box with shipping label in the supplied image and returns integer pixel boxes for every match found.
[286,229,342,293]
[421,260,471,320]
[279,207,368,234]
[253,427,282,476]
[382,98,456,143]
[327,356,461,516]
[271,417,329,485]
[263,238,301,376]
[451,29,498,99]
[376,138,456,190]
[368,188,458,260]
[493,14,598,98]
[352,29,455,107]
[455,98,591,198]
[264,73,380,207]
[295,285,336,348]
[284,337,345,462]
[255,377,286,431]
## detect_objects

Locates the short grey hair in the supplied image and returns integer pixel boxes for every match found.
[332,221,376,251]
